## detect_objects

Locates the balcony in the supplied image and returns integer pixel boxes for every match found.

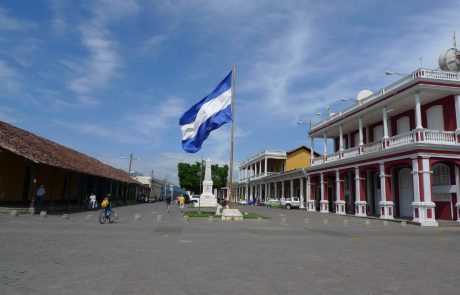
[311,68,460,130]
[311,129,459,166]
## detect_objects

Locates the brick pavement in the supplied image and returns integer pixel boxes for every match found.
[0,203,459,294]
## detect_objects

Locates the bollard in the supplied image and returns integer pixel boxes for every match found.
[281,217,287,225]
[40,211,47,218]
[134,213,142,221]
[208,216,214,223]
[304,218,310,226]
[343,219,349,227]
[323,219,329,225]
[401,221,407,227]
[383,220,389,226]
[157,214,163,223]
[10,210,19,217]
[365,220,370,226]
[86,214,93,220]
[183,215,190,223]
[62,214,69,219]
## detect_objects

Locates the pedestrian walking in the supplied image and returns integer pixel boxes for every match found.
[179,194,185,213]
[35,185,45,209]
[166,196,172,213]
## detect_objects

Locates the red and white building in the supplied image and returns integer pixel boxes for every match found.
[307,68,460,226]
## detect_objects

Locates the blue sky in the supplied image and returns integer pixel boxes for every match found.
[1,0,459,184]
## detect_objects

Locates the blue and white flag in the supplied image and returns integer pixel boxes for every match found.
[180,71,232,153]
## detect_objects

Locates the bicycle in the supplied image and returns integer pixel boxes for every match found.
[99,207,116,224]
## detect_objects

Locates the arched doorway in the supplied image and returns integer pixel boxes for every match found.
[398,168,413,218]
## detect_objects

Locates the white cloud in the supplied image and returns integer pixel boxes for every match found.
[64,0,141,104]
[0,60,22,96]
[54,120,149,145]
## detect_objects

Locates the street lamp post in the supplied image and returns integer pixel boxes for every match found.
[121,154,140,175]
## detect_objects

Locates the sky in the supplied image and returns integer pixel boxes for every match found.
[1,0,460,184]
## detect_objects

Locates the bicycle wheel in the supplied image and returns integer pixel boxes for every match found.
[99,211,107,224]
[108,210,115,223]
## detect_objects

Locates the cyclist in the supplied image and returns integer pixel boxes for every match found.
[101,194,112,216]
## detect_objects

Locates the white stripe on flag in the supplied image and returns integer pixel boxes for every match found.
[181,88,231,141]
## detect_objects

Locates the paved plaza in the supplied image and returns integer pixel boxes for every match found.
[1,203,459,295]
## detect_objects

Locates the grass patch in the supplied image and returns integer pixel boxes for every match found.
[242,213,270,219]
[184,211,215,218]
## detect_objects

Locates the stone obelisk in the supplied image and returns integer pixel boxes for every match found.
[196,159,218,207]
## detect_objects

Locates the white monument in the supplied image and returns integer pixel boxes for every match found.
[195,158,218,207]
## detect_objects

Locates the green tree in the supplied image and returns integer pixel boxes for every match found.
[177,161,228,194]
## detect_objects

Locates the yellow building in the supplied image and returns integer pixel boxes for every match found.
[232,146,319,206]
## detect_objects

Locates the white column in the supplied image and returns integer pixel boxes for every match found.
[274,182,278,198]
[265,183,268,201]
[415,92,423,129]
[300,177,305,208]
[306,175,315,211]
[358,117,364,146]
[354,167,367,217]
[259,161,262,176]
[421,157,437,226]
[379,162,394,219]
[290,179,294,198]
[323,133,328,156]
[245,183,248,200]
[311,137,315,162]
[455,95,460,133]
[281,181,285,199]
[411,158,420,222]
[339,125,344,151]
[382,107,389,139]
[335,170,345,215]
[264,157,268,175]
[455,166,460,221]
[320,173,328,213]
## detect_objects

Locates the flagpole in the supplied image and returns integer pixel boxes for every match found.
[229,65,236,205]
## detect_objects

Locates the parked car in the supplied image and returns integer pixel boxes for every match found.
[238,199,247,205]
[189,195,201,204]
[265,199,282,208]
[281,197,301,210]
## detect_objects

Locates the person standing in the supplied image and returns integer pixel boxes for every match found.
[35,185,45,209]
[89,192,97,209]
[165,196,172,213]
[179,194,185,213]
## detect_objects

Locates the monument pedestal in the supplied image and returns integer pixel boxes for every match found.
[222,209,243,221]
[195,159,218,208]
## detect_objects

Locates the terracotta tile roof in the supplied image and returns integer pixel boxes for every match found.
[0,121,139,184]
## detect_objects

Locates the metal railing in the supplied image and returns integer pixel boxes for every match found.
[311,68,460,129]
[312,129,459,166]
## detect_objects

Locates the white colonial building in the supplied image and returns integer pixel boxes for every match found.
[232,59,460,226]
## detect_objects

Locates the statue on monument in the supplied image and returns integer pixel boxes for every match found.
[195,158,218,207]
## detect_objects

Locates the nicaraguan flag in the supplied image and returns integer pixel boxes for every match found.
[180,71,232,153]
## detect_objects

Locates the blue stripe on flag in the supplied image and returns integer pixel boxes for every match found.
[181,104,232,153]
[179,71,232,125]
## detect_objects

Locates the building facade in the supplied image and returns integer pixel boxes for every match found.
[232,68,460,226]
[0,121,147,210]
[232,147,317,207]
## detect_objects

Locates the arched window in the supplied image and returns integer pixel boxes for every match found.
[432,163,450,185]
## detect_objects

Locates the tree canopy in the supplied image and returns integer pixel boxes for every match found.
[177,161,228,194]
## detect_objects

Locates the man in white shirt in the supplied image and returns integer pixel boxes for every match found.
[89,193,97,209]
